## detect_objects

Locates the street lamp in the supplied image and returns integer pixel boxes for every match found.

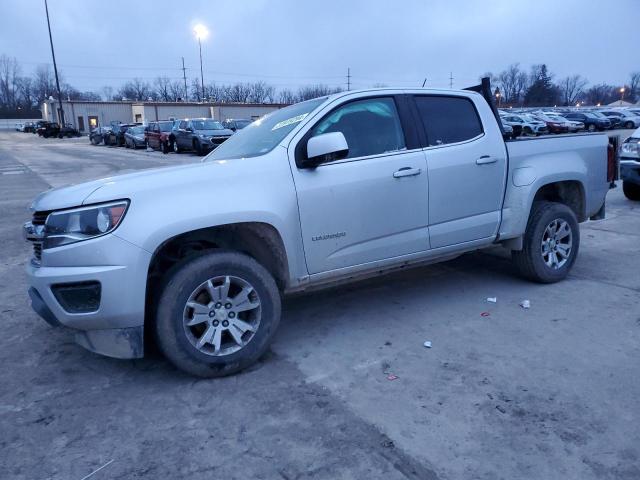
[193,23,209,102]
[620,87,625,103]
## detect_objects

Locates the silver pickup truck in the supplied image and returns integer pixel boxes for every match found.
[24,80,616,377]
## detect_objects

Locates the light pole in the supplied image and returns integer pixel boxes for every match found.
[44,0,64,125]
[620,87,625,103]
[193,24,208,102]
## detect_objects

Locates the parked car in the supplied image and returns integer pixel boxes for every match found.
[600,110,640,129]
[23,122,37,133]
[124,125,146,149]
[105,123,137,146]
[36,122,60,138]
[563,112,610,132]
[532,113,570,134]
[15,122,24,131]
[501,122,514,139]
[57,123,82,138]
[170,118,234,155]
[500,113,548,135]
[145,120,174,153]
[589,111,619,129]
[32,120,48,134]
[619,127,640,200]
[89,126,112,145]
[23,81,616,377]
[222,118,253,132]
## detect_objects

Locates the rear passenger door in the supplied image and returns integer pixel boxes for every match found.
[412,94,507,249]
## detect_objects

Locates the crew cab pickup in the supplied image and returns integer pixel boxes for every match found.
[23,80,616,377]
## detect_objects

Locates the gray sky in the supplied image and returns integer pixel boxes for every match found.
[1,0,638,92]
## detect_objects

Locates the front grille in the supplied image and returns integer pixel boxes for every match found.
[27,210,50,263]
[32,210,50,225]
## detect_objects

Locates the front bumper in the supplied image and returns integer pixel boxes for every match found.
[25,233,151,358]
[621,159,640,184]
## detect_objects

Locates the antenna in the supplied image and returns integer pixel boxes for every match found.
[347,68,351,91]
[422,78,427,88]
[449,72,453,89]
[181,57,188,101]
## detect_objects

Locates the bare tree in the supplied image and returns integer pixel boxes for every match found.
[168,80,185,101]
[629,72,640,103]
[0,54,21,108]
[190,78,202,102]
[101,86,114,101]
[278,89,296,104]
[559,75,588,106]
[33,65,57,103]
[247,81,275,103]
[296,84,342,102]
[154,76,171,101]
[118,78,152,101]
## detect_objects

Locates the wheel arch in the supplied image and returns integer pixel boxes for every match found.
[531,180,586,222]
[145,222,290,327]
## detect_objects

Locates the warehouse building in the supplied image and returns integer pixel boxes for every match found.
[41,99,286,132]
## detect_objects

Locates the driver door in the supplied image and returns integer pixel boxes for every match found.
[290,96,430,274]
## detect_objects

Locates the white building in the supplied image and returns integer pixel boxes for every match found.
[42,99,286,132]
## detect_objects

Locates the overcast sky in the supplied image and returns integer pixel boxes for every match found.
[1,0,638,93]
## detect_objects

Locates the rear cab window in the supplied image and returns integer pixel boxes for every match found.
[413,95,483,147]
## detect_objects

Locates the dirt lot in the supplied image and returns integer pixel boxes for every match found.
[0,131,639,480]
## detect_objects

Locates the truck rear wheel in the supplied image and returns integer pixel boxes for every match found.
[154,251,281,377]
[512,201,579,283]
[623,181,640,201]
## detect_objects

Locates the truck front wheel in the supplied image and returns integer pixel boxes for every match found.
[154,251,281,377]
[623,181,640,201]
[512,201,579,283]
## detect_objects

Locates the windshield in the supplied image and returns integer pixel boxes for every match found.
[584,113,599,119]
[208,97,326,160]
[128,126,144,135]
[159,121,173,132]
[235,120,252,129]
[193,119,224,130]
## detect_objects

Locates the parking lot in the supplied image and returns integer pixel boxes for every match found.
[1,130,639,479]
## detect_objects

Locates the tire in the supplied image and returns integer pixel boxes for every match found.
[161,140,170,154]
[154,251,281,377]
[623,181,640,201]
[193,139,204,156]
[512,201,580,283]
[172,139,181,153]
[587,124,596,132]
[625,121,634,129]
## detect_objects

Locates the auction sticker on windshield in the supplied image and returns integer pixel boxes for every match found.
[272,113,309,131]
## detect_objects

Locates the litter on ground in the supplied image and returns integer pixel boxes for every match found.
[423,341,432,348]
[386,374,399,381]
[481,311,491,317]
[486,297,497,303]
[520,300,531,309]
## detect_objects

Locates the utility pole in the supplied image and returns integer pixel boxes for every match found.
[44,0,64,125]
[347,68,351,91]
[198,37,205,101]
[449,72,453,89]
[181,57,188,101]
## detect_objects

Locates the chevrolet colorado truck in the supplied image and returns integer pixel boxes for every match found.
[23,79,616,377]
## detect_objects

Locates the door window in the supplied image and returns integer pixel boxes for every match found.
[309,97,406,160]
[414,96,483,146]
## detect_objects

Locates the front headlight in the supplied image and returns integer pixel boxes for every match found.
[621,143,639,155]
[43,200,129,249]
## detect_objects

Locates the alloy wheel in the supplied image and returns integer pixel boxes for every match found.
[182,275,261,356]
[541,218,572,269]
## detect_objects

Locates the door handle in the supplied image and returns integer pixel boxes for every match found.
[476,155,497,165]
[393,167,422,178]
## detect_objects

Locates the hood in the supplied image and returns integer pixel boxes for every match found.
[31,161,215,212]
[196,128,234,137]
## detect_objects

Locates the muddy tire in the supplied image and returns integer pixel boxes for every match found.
[512,201,580,283]
[155,251,281,377]
[623,181,640,201]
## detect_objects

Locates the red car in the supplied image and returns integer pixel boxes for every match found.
[145,121,174,153]
[534,114,569,134]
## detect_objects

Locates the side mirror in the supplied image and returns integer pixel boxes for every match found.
[303,132,349,168]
